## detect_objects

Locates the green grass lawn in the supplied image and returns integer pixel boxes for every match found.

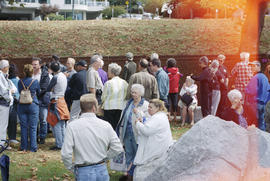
[0,18,242,58]
[3,122,189,181]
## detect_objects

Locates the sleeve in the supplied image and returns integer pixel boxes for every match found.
[101,82,109,108]
[61,125,75,171]
[0,75,11,101]
[152,78,160,99]
[179,86,186,96]
[191,69,208,81]
[87,70,96,89]
[135,116,162,137]
[46,76,57,92]
[39,71,50,97]
[107,125,124,159]
[126,75,134,100]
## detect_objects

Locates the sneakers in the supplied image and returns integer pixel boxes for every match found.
[49,146,61,151]
[9,140,19,144]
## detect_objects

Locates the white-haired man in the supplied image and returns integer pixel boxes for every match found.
[61,94,123,181]
[0,60,16,146]
[86,55,103,105]
[231,52,253,97]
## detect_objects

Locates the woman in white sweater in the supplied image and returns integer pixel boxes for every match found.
[178,76,198,126]
[133,99,173,181]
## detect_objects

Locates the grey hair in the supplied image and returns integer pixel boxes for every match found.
[227,89,242,103]
[131,84,145,96]
[108,63,122,76]
[100,60,104,67]
[185,76,194,84]
[240,52,250,60]
[150,53,159,61]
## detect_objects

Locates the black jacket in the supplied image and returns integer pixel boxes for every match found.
[38,66,51,107]
[69,70,88,101]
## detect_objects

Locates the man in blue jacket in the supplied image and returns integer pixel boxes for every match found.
[245,60,270,131]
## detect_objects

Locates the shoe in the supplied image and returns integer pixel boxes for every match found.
[9,139,19,144]
[39,138,45,144]
[6,146,12,150]
[49,146,61,151]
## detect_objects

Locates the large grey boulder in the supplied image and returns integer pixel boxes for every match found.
[146,115,270,181]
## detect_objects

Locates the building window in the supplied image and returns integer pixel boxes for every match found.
[65,0,71,4]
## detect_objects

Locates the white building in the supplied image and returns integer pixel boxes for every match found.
[0,0,109,20]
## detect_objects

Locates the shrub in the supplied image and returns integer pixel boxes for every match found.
[102,6,126,19]
[46,13,65,21]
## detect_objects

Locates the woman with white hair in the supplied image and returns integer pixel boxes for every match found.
[117,84,149,180]
[220,89,249,128]
[101,63,128,130]
[178,76,198,126]
[0,60,16,146]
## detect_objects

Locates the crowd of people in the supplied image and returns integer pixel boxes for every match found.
[0,51,270,180]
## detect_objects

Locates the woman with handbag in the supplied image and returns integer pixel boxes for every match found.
[117,84,149,180]
[17,64,40,152]
[178,76,198,127]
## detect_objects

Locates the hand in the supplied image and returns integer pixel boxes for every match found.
[133,108,138,114]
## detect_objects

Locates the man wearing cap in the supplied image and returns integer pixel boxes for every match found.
[0,60,16,146]
[245,60,270,130]
[216,54,229,116]
[69,60,88,122]
[121,52,137,83]
[61,94,123,180]
[191,56,211,117]
[231,52,253,97]
[86,55,103,105]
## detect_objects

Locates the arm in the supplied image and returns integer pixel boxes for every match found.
[61,126,74,171]
[46,76,57,92]
[191,69,209,81]
[101,82,109,107]
[152,78,160,99]
[135,116,162,137]
[107,125,124,159]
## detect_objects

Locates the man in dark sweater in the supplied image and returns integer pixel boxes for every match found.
[68,60,88,122]
[191,56,211,117]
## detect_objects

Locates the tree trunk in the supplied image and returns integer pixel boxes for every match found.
[239,0,268,54]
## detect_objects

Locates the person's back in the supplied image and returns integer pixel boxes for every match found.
[127,70,159,100]
[61,94,123,181]
[69,69,87,101]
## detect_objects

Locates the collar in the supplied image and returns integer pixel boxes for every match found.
[79,112,96,118]
[140,69,148,72]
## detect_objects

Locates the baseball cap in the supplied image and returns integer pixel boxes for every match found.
[76,60,88,67]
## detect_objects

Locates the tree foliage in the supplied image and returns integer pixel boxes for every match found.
[40,4,59,17]
[102,6,126,19]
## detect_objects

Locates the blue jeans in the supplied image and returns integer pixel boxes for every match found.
[123,130,137,176]
[38,106,48,139]
[18,103,39,152]
[52,120,65,148]
[258,103,266,131]
[75,163,109,181]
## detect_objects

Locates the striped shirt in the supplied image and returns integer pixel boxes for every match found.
[101,76,128,110]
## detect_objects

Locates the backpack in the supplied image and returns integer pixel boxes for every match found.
[19,79,34,104]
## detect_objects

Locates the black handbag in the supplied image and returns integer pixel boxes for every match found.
[180,93,193,106]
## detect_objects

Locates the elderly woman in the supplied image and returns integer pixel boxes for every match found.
[133,99,173,181]
[102,63,128,130]
[18,64,40,152]
[117,84,149,180]
[178,76,198,126]
[0,60,16,146]
[221,89,249,128]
